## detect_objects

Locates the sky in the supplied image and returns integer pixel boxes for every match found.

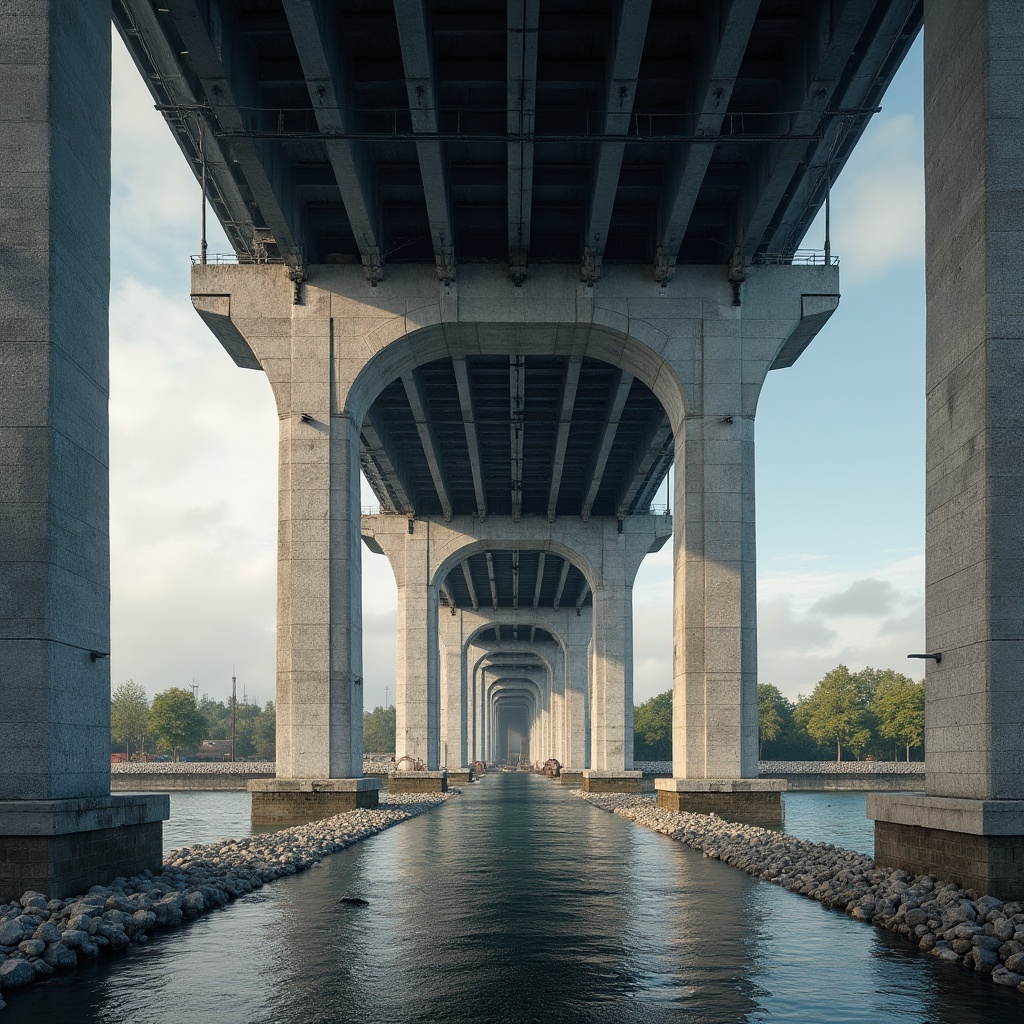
[107,31,926,711]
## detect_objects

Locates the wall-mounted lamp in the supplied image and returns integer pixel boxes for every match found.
[907,652,942,664]
[720,415,733,425]
[90,651,109,663]
[300,413,314,424]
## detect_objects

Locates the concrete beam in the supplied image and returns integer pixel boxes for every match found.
[575,581,591,614]
[393,0,456,283]
[510,356,526,521]
[734,0,877,262]
[360,412,415,514]
[282,0,384,282]
[164,0,305,271]
[485,552,499,610]
[512,551,520,610]
[461,561,480,612]
[654,0,761,282]
[532,551,547,609]
[581,370,634,520]
[401,369,453,520]
[452,357,487,517]
[552,558,571,611]
[581,0,653,284]
[547,356,583,521]
[507,0,540,283]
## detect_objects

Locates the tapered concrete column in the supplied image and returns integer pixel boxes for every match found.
[590,581,633,770]
[439,611,467,768]
[563,640,590,769]
[868,0,1024,898]
[0,1,167,899]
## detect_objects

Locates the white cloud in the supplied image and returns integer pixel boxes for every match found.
[804,112,924,283]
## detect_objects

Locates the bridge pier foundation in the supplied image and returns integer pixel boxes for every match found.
[867,0,1024,900]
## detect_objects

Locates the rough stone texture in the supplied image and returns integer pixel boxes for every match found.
[0,821,162,903]
[249,779,381,825]
[922,0,1024,803]
[875,821,1024,901]
[110,773,273,792]
[445,769,472,785]
[560,770,585,785]
[582,771,648,794]
[387,771,449,794]
[0,0,113,803]
[768,773,925,792]
[656,788,784,826]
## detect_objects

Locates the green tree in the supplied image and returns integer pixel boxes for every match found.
[147,687,206,761]
[634,690,672,761]
[794,665,871,762]
[757,684,788,759]
[111,679,149,758]
[364,704,396,753]
[253,701,276,760]
[871,671,925,761]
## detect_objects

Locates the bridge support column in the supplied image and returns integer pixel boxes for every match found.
[439,610,468,774]
[192,274,385,823]
[868,0,1024,899]
[0,0,168,900]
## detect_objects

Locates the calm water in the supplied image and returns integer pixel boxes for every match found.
[5,777,1019,1023]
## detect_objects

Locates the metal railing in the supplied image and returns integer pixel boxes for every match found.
[190,252,286,266]
[752,249,838,266]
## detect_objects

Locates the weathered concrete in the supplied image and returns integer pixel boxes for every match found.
[582,770,648,794]
[111,772,274,792]
[0,0,169,898]
[248,778,381,825]
[388,770,449,794]
[655,777,786,826]
[868,0,1024,898]
[0,794,169,901]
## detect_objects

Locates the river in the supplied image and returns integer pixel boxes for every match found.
[4,775,1020,1023]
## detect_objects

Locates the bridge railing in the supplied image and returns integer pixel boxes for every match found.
[190,252,286,266]
[752,249,838,266]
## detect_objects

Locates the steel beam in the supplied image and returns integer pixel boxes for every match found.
[164,0,305,272]
[282,0,385,282]
[547,356,583,522]
[654,0,761,283]
[617,410,673,514]
[393,0,456,283]
[581,370,634,520]
[451,357,487,518]
[507,0,540,283]
[401,370,453,521]
[510,356,526,522]
[735,0,880,263]
[581,0,653,284]
[361,412,415,514]
[114,0,254,257]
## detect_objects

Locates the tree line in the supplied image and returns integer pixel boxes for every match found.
[110,680,276,761]
[636,665,925,762]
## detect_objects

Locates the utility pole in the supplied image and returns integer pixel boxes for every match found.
[231,668,237,763]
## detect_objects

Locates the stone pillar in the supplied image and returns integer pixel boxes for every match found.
[439,611,467,770]
[589,580,633,770]
[563,639,590,769]
[868,0,1024,898]
[0,0,167,899]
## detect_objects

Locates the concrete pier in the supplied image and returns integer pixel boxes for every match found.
[867,0,1024,899]
[0,0,168,899]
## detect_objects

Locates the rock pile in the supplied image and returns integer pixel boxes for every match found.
[0,791,453,1010]
[577,792,1024,996]
[110,762,275,775]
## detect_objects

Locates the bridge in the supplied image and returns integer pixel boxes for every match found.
[4,0,1024,902]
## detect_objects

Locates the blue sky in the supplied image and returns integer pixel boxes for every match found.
[107,32,926,710]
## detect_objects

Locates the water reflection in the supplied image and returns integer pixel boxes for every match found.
[5,777,1022,1023]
